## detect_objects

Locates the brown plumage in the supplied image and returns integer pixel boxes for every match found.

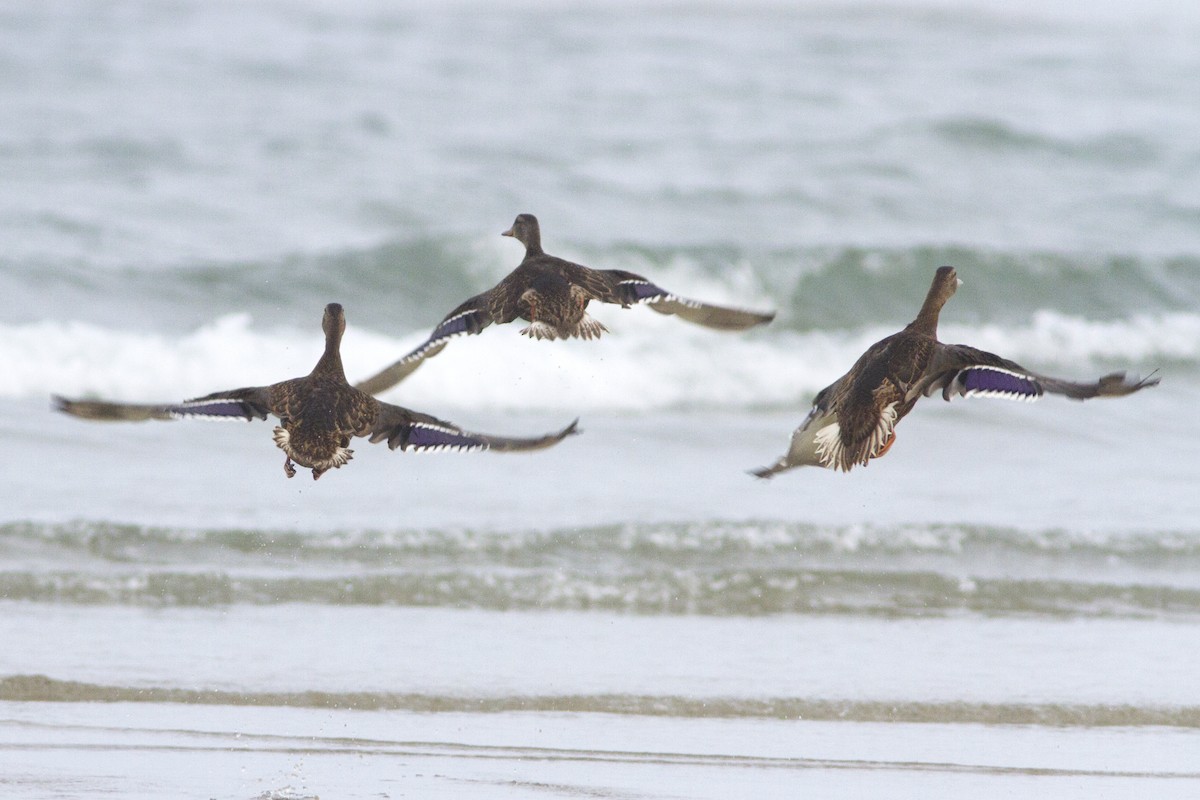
[752,266,1160,477]
[54,303,579,480]
[354,214,776,395]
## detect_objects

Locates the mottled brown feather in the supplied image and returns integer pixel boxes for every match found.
[54,303,579,479]
[752,266,1159,477]
[350,213,774,394]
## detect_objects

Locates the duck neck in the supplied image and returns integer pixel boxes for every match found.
[910,280,948,336]
[522,226,544,257]
[314,328,347,379]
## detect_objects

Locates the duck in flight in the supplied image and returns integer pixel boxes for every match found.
[353,214,776,395]
[54,303,579,480]
[751,266,1159,477]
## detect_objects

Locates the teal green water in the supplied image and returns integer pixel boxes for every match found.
[1,1,1198,796]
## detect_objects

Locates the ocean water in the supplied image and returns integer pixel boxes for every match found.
[3,0,1199,797]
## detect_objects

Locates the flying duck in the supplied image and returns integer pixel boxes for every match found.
[54,303,579,480]
[354,214,776,394]
[751,266,1159,477]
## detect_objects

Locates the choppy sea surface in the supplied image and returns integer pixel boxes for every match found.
[2,0,1199,797]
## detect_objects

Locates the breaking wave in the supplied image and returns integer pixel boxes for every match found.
[4,308,1187,412]
[4,520,1197,618]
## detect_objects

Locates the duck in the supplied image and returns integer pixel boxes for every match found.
[751,266,1159,477]
[353,214,776,395]
[53,303,579,480]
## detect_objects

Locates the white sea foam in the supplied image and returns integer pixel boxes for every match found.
[5,314,320,403]
[8,308,1192,412]
[941,311,1200,366]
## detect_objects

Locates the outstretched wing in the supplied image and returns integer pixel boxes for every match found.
[52,395,177,422]
[919,344,1161,402]
[53,387,273,423]
[352,342,446,396]
[352,292,496,396]
[171,386,275,420]
[367,403,580,453]
[574,267,775,331]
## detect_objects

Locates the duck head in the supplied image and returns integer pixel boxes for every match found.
[502,213,543,255]
[321,302,346,345]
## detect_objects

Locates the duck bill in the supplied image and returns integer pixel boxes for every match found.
[501,227,515,237]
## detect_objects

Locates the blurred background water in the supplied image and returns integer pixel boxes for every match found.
[1,1,1198,798]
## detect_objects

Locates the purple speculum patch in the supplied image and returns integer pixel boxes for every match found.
[175,400,253,418]
[963,368,1039,397]
[620,280,664,302]
[407,425,477,449]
